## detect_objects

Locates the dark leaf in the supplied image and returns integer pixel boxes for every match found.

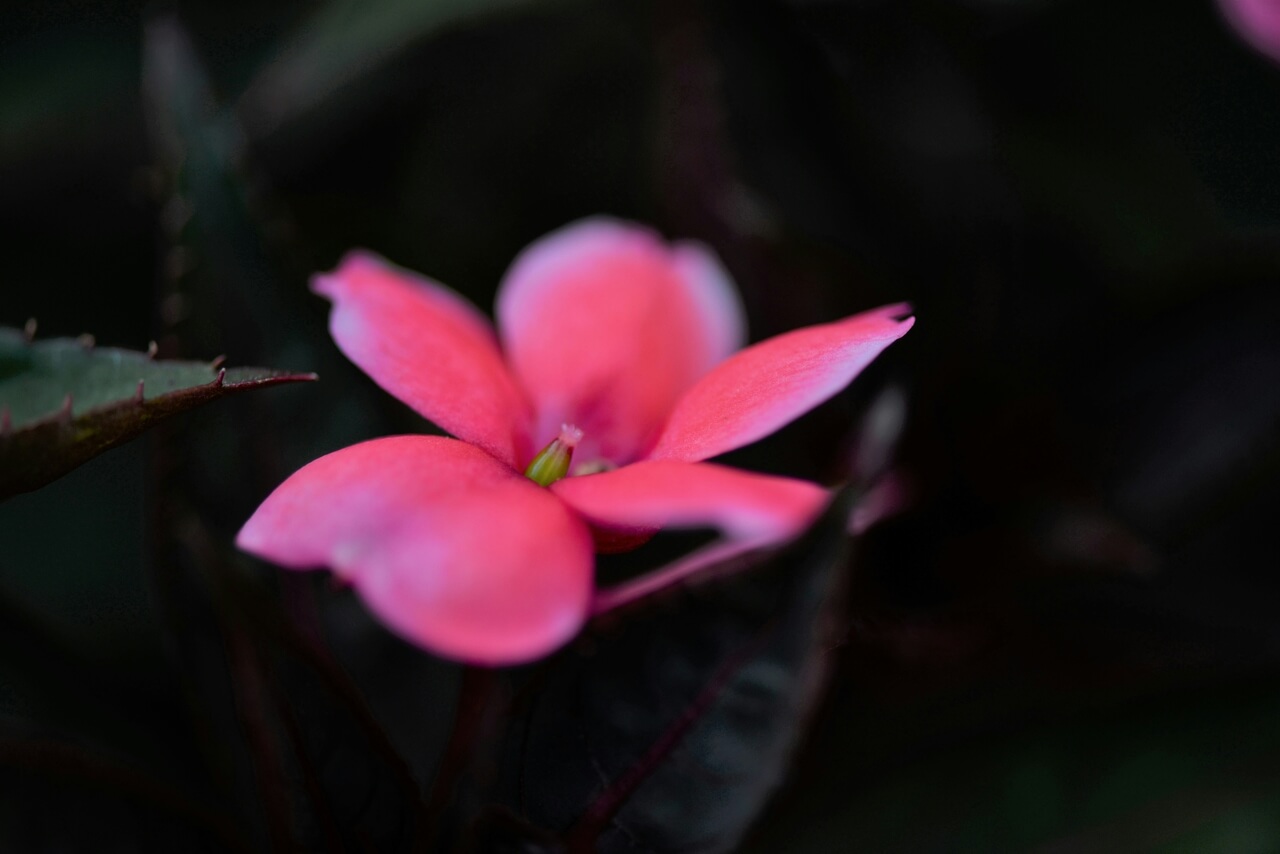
[142,15,382,483]
[481,489,858,853]
[0,327,314,500]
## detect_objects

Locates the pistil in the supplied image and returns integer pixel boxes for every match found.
[524,424,584,487]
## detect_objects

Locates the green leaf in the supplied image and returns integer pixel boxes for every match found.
[0,327,315,500]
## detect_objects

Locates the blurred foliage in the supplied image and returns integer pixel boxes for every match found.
[2,0,1280,851]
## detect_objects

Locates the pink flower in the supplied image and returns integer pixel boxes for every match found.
[1218,0,1280,62]
[237,219,913,664]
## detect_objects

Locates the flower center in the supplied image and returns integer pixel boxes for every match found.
[524,423,584,487]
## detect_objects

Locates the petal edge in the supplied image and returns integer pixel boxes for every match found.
[648,304,914,462]
[238,436,593,664]
[314,251,532,467]
[553,460,828,543]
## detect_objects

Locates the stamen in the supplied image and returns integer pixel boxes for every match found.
[557,423,584,448]
[572,459,616,477]
[524,423,583,487]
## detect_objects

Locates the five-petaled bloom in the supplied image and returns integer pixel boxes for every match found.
[237,218,913,664]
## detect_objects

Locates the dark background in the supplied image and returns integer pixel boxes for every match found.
[2,0,1279,850]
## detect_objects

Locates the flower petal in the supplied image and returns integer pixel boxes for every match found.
[552,460,828,543]
[313,251,532,467]
[495,218,746,467]
[648,304,914,462]
[237,436,593,665]
[1218,0,1280,63]
[669,240,748,372]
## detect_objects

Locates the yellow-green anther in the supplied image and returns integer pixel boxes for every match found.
[524,424,584,487]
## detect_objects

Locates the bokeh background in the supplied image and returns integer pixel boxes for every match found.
[3,0,1280,850]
